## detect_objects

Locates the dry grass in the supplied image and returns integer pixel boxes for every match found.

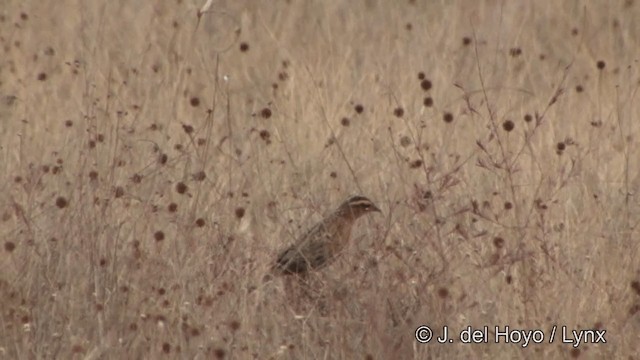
[1,0,639,359]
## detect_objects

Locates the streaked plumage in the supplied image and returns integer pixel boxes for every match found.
[274,195,381,275]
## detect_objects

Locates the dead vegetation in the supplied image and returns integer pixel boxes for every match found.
[1,1,639,359]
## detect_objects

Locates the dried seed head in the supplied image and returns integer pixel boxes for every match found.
[503,120,515,132]
[420,79,432,91]
[259,129,271,143]
[182,124,194,134]
[154,231,165,241]
[55,196,68,208]
[4,241,15,252]
[175,182,188,194]
[214,348,226,359]
[557,142,566,151]
[437,287,449,298]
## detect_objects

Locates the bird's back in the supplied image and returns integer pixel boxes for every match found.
[273,195,379,276]
[275,217,346,274]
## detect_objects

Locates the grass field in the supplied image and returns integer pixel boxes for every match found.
[1,1,639,359]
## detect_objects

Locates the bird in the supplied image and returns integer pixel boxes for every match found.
[273,195,381,275]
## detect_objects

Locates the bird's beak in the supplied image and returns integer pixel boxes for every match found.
[372,205,382,213]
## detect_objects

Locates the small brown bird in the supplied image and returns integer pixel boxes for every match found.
[274,195,381,275]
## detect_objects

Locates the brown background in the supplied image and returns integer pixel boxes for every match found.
[1,0,639,358]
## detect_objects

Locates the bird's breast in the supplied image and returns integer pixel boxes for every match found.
[327,222,353,255]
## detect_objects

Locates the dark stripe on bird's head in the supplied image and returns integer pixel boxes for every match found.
[342,195,381,213]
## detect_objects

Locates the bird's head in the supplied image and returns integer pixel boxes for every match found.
[338,195,381,219]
